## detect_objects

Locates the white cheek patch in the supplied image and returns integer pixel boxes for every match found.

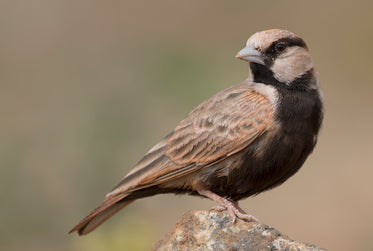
[271,47,314,84]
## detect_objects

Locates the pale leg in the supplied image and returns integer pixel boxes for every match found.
[198,189,259,223]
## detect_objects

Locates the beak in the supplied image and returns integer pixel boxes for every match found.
[235,45,265,65]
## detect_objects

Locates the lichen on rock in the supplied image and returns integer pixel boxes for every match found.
[153,210,325,251]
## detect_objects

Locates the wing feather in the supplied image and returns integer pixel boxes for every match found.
[165,85,274,164]
[106,82,275,199]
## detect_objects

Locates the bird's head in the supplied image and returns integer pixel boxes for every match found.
[236,29,316,90]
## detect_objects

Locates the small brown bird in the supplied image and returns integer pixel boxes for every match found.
[70,29,323,235]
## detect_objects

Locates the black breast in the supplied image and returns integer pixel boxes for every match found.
[209,72,324,200]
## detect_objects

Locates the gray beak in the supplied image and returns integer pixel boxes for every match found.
[235,45,265,65]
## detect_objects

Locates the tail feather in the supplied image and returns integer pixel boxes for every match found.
[69,193,133,235]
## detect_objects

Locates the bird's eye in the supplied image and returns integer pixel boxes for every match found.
[275,43,286,52]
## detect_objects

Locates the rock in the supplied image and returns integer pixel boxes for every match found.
[153,210,325,251]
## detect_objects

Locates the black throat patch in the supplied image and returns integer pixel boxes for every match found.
[250,62,315,91]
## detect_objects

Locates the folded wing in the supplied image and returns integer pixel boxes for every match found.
[107,82,275,198]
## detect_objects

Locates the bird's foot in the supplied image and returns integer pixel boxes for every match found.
[211,205,226,212]
[211,200,258,223]
[198,189,259,223]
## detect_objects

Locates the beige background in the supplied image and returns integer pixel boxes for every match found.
[1,1,372,250]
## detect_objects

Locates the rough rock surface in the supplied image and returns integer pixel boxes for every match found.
[153,210,325,251]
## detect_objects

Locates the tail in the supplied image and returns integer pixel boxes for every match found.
[69,193,134,235]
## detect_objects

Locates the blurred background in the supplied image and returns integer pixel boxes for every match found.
[1,0,372,250]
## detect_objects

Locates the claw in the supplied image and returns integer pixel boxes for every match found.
[199,189,259,223]
[211,205,226,212]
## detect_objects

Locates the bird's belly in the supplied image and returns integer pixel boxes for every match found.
[207,130,316,201]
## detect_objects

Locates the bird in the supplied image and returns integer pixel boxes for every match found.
[69,29,324,236]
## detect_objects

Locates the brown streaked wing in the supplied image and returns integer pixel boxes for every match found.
[165,83,274,165]
[106,82,275,198]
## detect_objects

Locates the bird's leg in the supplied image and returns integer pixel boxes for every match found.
[211,198,238,212]
[197,189,259,223]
